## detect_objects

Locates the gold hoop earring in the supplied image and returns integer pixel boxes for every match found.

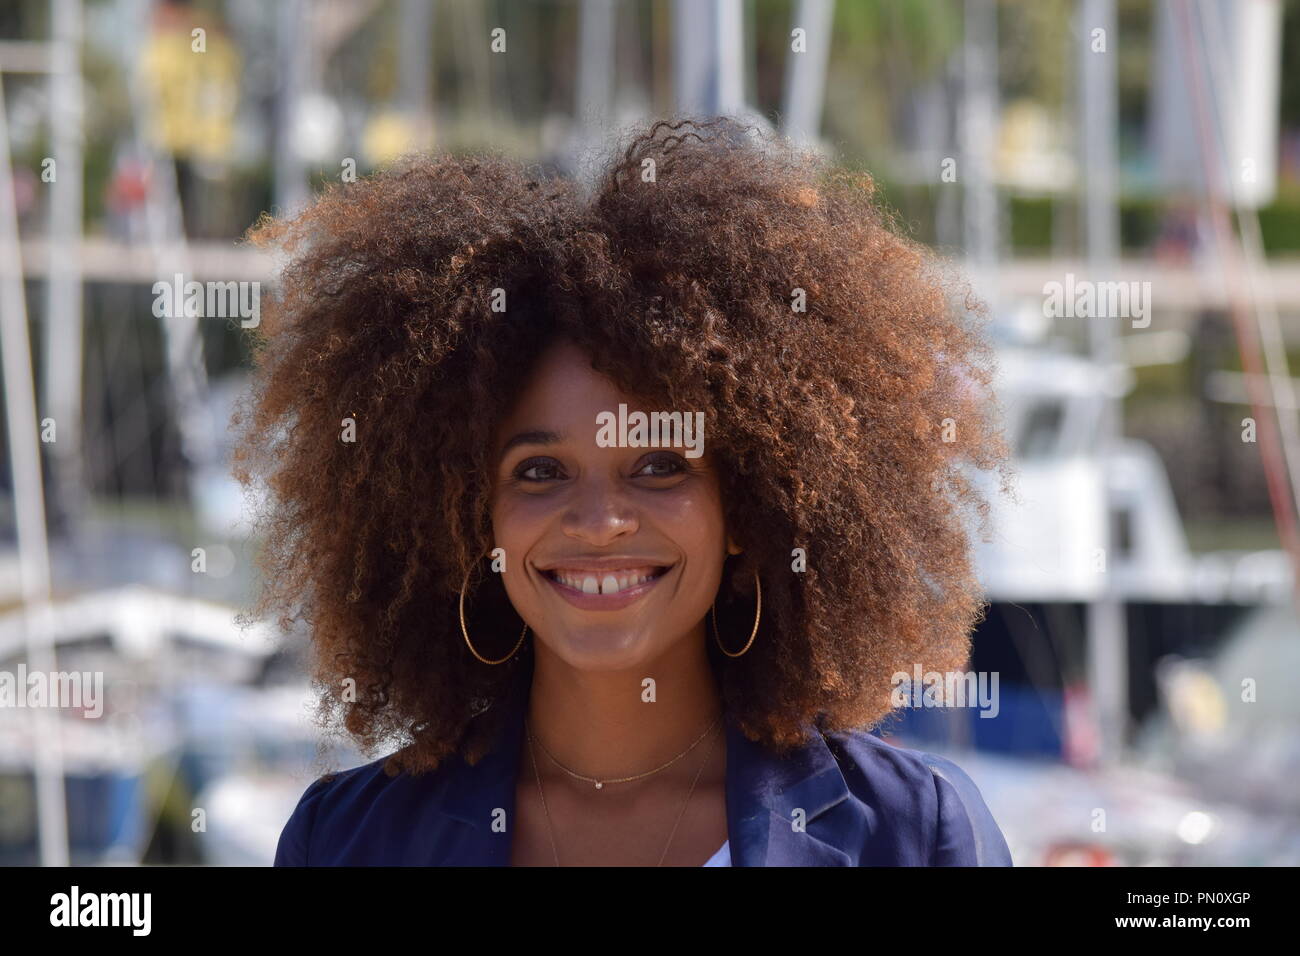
[711,569,761,658]
[459,569,528,665]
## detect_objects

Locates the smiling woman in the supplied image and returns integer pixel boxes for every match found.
[234,116,1015,867]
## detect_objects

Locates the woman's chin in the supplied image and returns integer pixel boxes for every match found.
[535,625,663,672]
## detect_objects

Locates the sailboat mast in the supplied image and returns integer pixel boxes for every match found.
[0,65,70,867]
[1078,0,1128,768]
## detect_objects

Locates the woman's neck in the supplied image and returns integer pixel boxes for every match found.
[524,626,723,785]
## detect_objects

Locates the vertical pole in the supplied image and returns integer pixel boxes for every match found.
[275,0,309,214]
[780,0,834,144]
[0,71,70,866]
[398,0,434,149]
[962,0,999,306]
[577,0,615,142]
[673,0,745,117]
[45,0,86,537]
[673,0,711,115]
[713,0,744,116]
[1079,0,1127,767]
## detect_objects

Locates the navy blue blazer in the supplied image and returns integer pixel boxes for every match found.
[275,673,1012,866]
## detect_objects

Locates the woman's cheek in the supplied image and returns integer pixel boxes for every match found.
[653,484,726,544]
[492,491,554,570]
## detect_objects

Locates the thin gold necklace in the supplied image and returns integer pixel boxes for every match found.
[526,719,723,867]
[528,714,720,789]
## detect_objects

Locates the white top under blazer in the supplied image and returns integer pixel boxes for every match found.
[702,839,731,866]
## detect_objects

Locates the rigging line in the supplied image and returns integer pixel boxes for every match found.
[1171,0,1300,604]
[1196,0,1300,530]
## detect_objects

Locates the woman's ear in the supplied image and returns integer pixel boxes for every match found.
[726,535,743,556]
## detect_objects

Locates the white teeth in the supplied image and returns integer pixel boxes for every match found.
[551,568,663,594]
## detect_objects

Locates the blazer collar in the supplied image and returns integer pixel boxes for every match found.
[434,670,853,866]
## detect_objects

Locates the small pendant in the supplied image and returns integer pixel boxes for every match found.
[595,781,603,789]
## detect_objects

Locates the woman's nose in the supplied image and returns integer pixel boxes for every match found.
[560,478,639,545]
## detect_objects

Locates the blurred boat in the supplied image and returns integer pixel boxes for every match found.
[889,328,1300,863]
[0,584,290,864]
[893,322,1297,761]
[191,684,360,866]
[913,599,1300,865]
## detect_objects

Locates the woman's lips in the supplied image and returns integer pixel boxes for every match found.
[540,564,670,611]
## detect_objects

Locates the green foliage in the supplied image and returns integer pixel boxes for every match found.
[1256,198,1300,253]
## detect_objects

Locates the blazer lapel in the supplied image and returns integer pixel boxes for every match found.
[724,717,854,866]
[431,672,530,866]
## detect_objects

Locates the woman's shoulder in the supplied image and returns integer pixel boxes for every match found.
[818,726,1014,866]
[273,752,453,866]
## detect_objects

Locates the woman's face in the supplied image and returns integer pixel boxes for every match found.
[489,340,734,672]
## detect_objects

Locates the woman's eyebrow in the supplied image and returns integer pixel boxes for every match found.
[498,429,564,459]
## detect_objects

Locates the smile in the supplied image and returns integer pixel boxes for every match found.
[539,564,672,610]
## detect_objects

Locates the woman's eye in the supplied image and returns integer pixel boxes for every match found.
[635,454,687,478]
[516,458,565,482]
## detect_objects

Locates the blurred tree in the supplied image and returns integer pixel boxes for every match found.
[822,0,961,170]
[998,0,1070,105]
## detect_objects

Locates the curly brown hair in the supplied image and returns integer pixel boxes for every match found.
[232,116,1011,777]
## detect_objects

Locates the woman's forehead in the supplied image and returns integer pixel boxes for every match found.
[493,343,709,460]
